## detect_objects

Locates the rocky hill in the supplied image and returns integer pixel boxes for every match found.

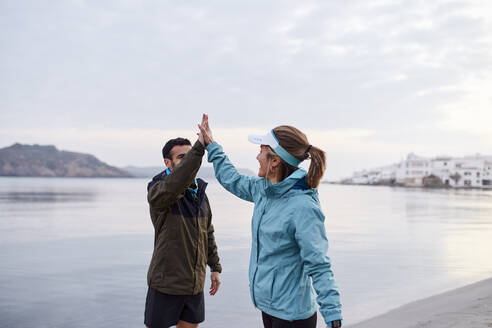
[0,143,133,178]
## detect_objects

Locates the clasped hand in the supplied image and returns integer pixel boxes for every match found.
[197,114,214,147]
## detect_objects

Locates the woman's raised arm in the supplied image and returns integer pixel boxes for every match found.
[198,114,260,202]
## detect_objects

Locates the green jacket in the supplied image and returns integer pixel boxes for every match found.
[147,141,221,295]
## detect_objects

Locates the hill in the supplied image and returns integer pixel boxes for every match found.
[0,143,133,178]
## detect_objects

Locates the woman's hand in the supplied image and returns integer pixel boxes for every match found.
[198,113,214,147]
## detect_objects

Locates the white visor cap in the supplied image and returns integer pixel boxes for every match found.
[248,130,302,167]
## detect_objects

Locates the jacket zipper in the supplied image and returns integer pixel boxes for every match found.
[191,194,200,294]
[252,205,265,306]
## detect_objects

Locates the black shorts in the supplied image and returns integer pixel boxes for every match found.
[262,311,317,328]
[144,287,205,328]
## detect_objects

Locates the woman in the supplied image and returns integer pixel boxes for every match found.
[198,114,342,328]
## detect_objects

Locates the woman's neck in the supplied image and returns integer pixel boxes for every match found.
[267,173,281,184]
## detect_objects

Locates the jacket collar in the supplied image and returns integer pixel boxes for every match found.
[263,168,309,197]
[147,170,207,197]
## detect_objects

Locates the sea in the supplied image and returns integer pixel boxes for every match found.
[1,177,491,328]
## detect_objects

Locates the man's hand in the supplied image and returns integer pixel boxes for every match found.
[198,125,205,146]
[209,271,221,296]
[197,113,214,147]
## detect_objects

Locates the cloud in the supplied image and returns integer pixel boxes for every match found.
[1,0,491,178]
[437,75,492,140]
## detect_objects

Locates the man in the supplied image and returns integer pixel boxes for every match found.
[145,136,222,328]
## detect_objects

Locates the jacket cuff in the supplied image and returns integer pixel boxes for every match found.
[210,264,222,273]
[322,311,343,326]
[206,141,221,161]
[327,319,343,328]
[205,140,219,150]
[192,140,205,156]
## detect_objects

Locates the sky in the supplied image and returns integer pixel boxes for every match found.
[1,0,491,180]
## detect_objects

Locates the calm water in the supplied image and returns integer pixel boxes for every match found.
[1,177,491,328]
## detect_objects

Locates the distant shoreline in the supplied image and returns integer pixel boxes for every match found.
[0,175,139,179]
[325,181,492,191]
[2,177,492,191]
[347,276,492,328]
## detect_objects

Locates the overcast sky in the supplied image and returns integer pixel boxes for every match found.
[1,0,491,180]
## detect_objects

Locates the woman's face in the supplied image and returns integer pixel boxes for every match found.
[256,145,270,177]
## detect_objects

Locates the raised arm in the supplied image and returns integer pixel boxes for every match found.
[147,140,204,209]
[293,204,343,326]
[206,142,259,202]
[198,114,259,202]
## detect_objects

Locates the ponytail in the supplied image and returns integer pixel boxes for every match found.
[306,146,326,189]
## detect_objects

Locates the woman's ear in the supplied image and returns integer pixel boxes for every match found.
[270,155,281,169]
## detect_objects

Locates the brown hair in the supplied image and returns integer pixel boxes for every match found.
[266,125,326,189]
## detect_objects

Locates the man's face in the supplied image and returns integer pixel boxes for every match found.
[164,145,192,170]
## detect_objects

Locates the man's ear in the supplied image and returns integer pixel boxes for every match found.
[164,158,172,169]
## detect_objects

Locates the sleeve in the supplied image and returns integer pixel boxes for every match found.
[293,205,342,325]
[206,141,259,203]
[147,141,204,209]
[205,197,222,273]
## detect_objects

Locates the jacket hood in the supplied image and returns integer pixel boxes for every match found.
[263,168,309,197]
[147,170,166,192]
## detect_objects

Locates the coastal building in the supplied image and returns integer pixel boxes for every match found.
[343,153,492,189]
[376,164,398,184]
[395,153,431,187]
[451,155,485,188]
[349,170,370,185]
[346,164,397,185]
[430,156,453,185]
[483,160,492,189]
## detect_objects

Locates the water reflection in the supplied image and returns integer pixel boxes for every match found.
[0,179,491,327]
[0,191,96,203]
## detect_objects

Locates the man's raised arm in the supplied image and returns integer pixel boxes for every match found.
[147,140,204,209]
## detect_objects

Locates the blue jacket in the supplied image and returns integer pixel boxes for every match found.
[207,142,342,324]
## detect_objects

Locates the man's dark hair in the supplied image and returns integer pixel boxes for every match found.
[162,137,192,160]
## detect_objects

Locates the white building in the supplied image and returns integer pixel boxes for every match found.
[350,170,370,184]
[431,156,453,186]
[483,160,492,189]
[395,153,431,187]
[451,155,485,188]
[376,164,398,183]
[347,164,398,185]
[344,153,492,189]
